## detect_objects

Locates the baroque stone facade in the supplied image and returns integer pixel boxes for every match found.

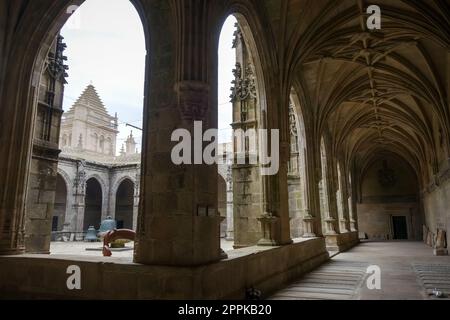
[55,85,141,236]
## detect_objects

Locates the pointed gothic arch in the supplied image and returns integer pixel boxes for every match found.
[287,93,309,238]
[83,177,103,231]
[217,13,269,248]
[115,178,135,230]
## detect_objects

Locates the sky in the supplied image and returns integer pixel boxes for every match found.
[61,0,236,154]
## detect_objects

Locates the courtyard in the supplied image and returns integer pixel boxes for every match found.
[50,239,236,258]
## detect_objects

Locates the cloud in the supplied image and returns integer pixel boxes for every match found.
[61,0,235,152]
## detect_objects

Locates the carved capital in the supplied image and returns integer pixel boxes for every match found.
[257,213,279,246]
[175,81,210,121]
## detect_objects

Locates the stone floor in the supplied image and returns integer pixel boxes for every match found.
[50,239,236,259]
[270,241,450,300]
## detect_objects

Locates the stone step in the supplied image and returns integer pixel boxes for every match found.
[296,279,360,286]
[283,286,355,295]
[304,273,362,280]
[270,291,353,300]
[287,282,358,290]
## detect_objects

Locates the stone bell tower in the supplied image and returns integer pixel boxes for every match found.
[59,84,119,156]
[125,131,138,156]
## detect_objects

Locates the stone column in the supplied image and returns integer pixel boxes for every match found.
[337,163,350,233]
[348,196,357,232]
[319,178,337,236]
[225,165,234,240]
[337,188,349,233]
[310,153,324,237]
[101,181,109,222]
[108,176,116,220]
[133,0,221,266]
[132,169,140,231]
[301,147,317,237]
[258,122,292,246]
[72,161,86,240]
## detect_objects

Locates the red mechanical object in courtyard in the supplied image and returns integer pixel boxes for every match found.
[102,229,136,257]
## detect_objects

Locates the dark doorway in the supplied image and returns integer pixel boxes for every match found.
[52,216,59,232]
[84,178,103,231]
[53,174,67,231]
[392,216,408,240]
[115,179,134,230]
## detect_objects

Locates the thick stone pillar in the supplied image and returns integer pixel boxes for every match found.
[336,183,349,233]
[133,0,221,266]
[307,149,324,238]
[257,115,292,245]
[301,145,318,237]
[265,141,293,245]
[337,163,351,233]
[348,196,357,232]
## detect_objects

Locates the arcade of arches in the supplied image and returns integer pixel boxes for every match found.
[0,0,449,300]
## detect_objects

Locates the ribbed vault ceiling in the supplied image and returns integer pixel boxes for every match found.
[262,0,449,186]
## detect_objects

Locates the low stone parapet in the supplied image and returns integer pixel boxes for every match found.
[0,237,329,299]
[325,231,359,252]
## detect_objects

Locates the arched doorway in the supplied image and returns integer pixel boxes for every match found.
[84,178,103,231]
[220,14,267,248]
[357,155,421,241]
[115,179,135,230]
[53,174,68,232]
[7,0,147,255]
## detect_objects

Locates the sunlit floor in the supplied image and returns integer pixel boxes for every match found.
[50,239,236,258]
[270,241,450,300]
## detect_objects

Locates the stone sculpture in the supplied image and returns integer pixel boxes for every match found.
[434,229,448,256]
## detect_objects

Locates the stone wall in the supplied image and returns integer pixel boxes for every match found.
[24,35,66,253]
[357,203,421,240]
[58,157,140,233]
[24,150,59,253]
[423,173,450,244]
[0,238,328,300]
[356,157,422,240]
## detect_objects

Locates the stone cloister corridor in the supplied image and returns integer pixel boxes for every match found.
[271,241,450,300]
[0,0,449,301]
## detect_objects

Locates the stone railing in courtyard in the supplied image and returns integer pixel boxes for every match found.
[0,238,328,299]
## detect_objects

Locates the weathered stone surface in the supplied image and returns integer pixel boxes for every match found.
[0,238,328,299]
[325,232,359,253]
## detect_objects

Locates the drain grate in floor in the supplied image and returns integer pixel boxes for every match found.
[269,261,368,300]
[413,264,450,299]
